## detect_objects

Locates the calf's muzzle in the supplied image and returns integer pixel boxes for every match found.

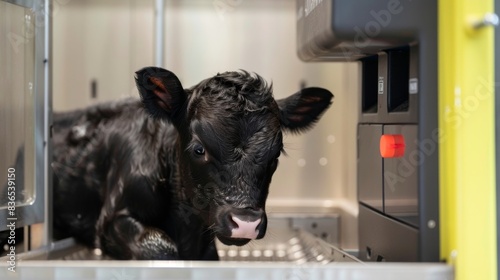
[219,207,266,241]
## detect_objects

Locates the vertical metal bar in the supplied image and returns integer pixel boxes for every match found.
[43,0,52,247]
[155,0,165,67]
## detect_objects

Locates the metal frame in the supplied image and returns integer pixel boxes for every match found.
[0,0,50,242]
[154,0,165,67]
[0,261,453,280]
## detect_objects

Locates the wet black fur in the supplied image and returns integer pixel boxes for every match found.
[50,67,333,260]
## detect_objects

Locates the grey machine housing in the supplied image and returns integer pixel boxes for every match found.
[296,0,439,262]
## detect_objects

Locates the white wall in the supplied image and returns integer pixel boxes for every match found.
[52,0,154,110]
[52,0,360,248]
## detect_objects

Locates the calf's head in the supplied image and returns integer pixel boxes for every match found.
[135,67,333,246]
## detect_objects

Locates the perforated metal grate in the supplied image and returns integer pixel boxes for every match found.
[216,229,360,263]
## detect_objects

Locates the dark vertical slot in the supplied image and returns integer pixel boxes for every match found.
[361,55,379,113]
[91,79,97,99]
[366,246,372,260]
[387,47,410,112]
[299,79,307,89]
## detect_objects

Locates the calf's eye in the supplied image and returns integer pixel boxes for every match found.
[194,144,205,156]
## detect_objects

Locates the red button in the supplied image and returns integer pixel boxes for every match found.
[380,134,405,158]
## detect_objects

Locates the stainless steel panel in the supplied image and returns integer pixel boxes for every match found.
[383,125,418,227]
[359,204,418,262]
[0,261,453,280]
[0,0,46,229]
[358,124,383,211]
[0,0,35,211]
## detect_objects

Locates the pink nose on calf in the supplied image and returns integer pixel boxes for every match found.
[230,216,261,239]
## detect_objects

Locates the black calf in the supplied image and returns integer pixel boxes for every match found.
[52,67,333,260]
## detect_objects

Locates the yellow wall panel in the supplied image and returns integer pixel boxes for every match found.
[439,0,497,279]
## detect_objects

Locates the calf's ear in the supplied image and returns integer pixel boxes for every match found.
[135,67,186,121]
[277,87,333,133]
